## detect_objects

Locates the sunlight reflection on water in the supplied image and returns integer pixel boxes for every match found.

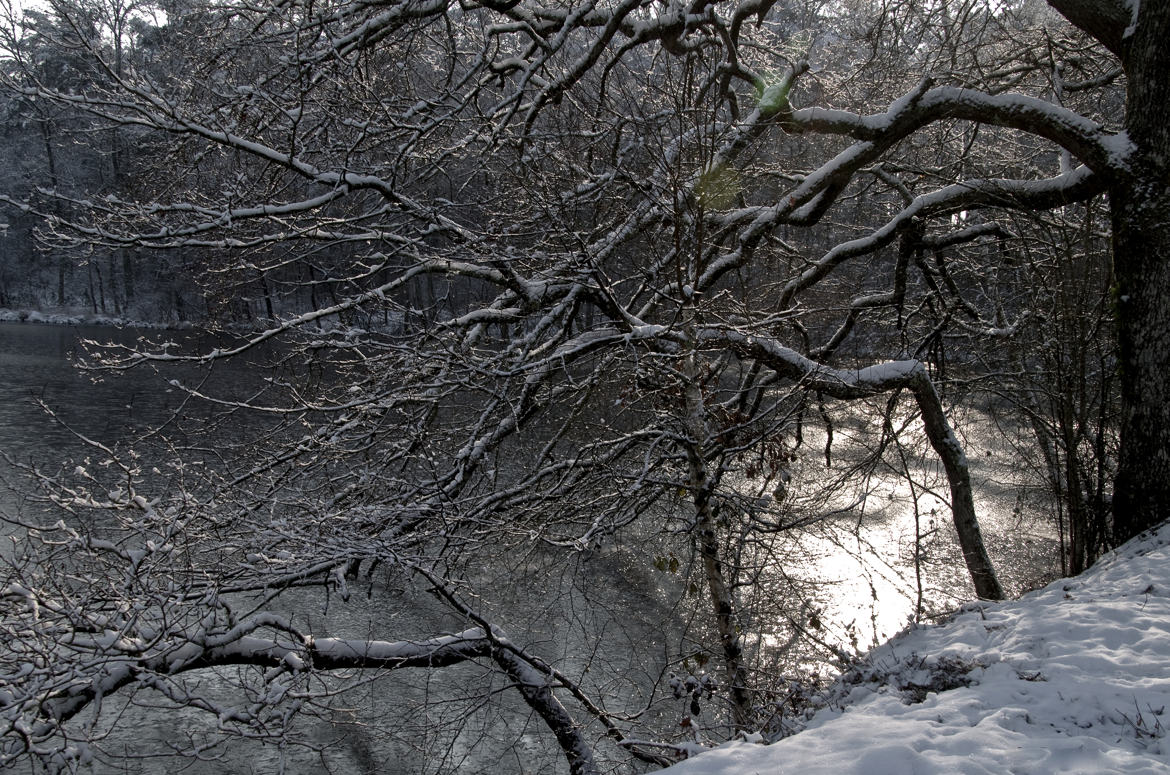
[743,405,1060,672]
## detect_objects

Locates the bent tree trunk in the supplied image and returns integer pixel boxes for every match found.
[1110,4,1170,542]
[10,622,601,775]
[709,330,1004,600]
[491,646,599,775]
[909,371,1004,600]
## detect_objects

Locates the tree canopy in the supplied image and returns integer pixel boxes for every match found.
[1,0,1164,771]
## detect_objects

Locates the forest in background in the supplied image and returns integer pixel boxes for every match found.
[1,0,1165,772]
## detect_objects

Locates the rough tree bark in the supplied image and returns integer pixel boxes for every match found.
[1101,2,1170,541]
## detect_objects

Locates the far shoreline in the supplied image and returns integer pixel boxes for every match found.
[0,307,192,330]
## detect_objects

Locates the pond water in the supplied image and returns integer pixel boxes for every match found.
[0,323,162,458]
[0,322,1062,773]
[0,322,279,469]
[0,322,685,773]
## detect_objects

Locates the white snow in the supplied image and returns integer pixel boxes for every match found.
[0,308,186,329]
[1103,130,1137,170]
[664,522,1170,775]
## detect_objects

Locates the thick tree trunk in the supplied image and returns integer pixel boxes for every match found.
[1110,181,1170,540]
[1046,0,1130,56]
[1110,3,1170,542]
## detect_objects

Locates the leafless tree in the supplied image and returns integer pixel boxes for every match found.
[2,0,1165,770]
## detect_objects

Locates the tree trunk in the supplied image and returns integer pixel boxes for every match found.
[1111,3,1170,542]
[682,348,753,731]
[37,117,67,308]
[1063,430,1089,575]
[713,331,1005,601]
[259,274,276,321]
[909,371,1005,600]
[87,263,98,314]
[122,250,135,308]
[95,261,107,313]
[491,647,599,775]
[1110,180,1170,540]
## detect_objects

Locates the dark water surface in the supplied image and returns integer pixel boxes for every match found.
[0,322,1061,774]
[0,322,258,464]
[0,323,153,456]
[0,322,649,774]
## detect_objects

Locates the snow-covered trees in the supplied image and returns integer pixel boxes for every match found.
[0,0,196,317]
[0,0,1164,770]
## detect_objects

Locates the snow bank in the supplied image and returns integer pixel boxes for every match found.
[0,308,189,329]
[667,522,1170,774]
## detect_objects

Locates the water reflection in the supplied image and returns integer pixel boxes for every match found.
[740,405,1061,674]
[0,322,1062,772]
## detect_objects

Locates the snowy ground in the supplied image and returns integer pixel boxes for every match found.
[665,522,1170,775]
[0,308,184,328]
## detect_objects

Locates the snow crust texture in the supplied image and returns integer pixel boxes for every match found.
[666,523,1170,775]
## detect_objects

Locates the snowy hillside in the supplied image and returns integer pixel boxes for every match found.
[666,522,1170,775]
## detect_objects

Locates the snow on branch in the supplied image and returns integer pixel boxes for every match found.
[704,165,1101,304]
[782,82,1133,177]
[698,328,926,399]
[698,327,1003,599]
[0,596,612,774]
